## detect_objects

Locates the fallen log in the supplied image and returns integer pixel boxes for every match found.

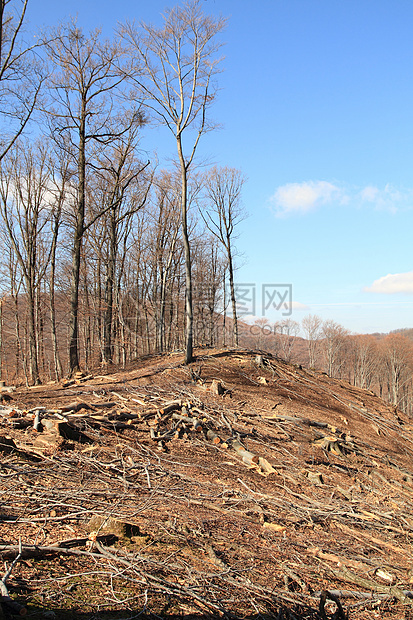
[41,419,92,443]
[171,413,202,431]
[60,402,94,413]
[206,429,222,445]
[325,565,412,605]
[159,400,182,414]
[230,438,259,465]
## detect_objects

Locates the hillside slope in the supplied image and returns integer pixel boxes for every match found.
[2,348,413,619]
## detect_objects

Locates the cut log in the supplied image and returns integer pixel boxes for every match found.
[206,429,222,445]
[230,438,259,465]
[0,594,27,616]
[88,515,140,539]
[159,400,182,414]
[60,402,93,413]
[325,566,412,605]
[41,420,92,443]
[78,374,94,382]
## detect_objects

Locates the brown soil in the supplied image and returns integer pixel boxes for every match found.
[2,348,413,619]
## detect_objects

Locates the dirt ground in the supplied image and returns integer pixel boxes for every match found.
[2,348,413,619]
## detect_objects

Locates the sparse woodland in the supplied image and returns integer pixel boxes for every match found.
[247,317,413,418]
[0,5,412,415]
[0,0,240,383]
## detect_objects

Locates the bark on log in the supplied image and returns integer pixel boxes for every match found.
[326,565,412,605]
[0,595,27,616]
[41,420,92,443]
[230,438,259,464]
[171,413,202,430]
[206,429,222,445]
[60,402,93,413]
[159,400,182,414]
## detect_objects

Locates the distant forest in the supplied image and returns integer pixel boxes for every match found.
[240,319,413,417]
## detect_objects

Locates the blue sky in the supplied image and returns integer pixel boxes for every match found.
[26,0,413,334]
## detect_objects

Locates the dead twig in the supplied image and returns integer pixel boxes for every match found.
[0,538,27,617]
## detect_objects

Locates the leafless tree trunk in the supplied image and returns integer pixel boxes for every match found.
[201,166,246,346]
[47,161,68,380]
[0,142,52,384]
[121,0,226,363]
[274,319,300,362]
[302,314,322,368]
[380,334,413,409]
[97,142,150,364]
[349,334,377,389]
[321,320,349,378]
[46,23,140,375]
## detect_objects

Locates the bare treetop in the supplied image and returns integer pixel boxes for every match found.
[120,0,227,364]
[0,0,44,160]
[121,0,226,160]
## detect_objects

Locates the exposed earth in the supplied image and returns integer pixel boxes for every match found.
[2,348,413,619]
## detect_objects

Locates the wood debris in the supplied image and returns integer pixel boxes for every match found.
[2,348,413,618]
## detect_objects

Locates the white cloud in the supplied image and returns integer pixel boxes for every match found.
[270,180,413,217]
[271,181,343,216]
[291,301,309,311]
[365,271,413,294]
[359,185,380,202]
[357,183,410,213]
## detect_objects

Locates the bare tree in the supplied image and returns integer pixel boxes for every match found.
[121,0,226,363]
[147,172,182,353]
[349,334,377,389]
[302,314,322,368]
[274,318,300,362]
[201,166,246,346]
[192,234,224,346]
[0,142,52,384]
[46,23,142,374]
[0,0,44,161]
[321,319,349,378]
[46,153,70,380]
[380,334,413,409]
[91,130,151,364]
